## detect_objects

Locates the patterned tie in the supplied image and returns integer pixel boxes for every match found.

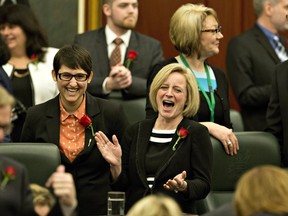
[273,35,288,62]
[110,38,123,66]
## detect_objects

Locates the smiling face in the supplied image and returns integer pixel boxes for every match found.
[0,24,26,54]
[200,15,223,58]
[52,65,93,113]
[156,72,187,122]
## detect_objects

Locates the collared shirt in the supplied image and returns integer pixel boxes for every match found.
[103,25,132,94]
[257,23,279,50]
[59,96,86,162]
[105,25,131,64]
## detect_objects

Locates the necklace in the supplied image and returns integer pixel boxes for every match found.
[179,53,215,122]
[13,70,30,78]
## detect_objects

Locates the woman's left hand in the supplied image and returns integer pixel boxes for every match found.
[201,122,239,156]
[163,171,188,193]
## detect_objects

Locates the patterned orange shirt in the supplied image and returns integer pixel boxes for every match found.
[59,97,86,162]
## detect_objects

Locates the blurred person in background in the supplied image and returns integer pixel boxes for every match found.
[0,4,58,141]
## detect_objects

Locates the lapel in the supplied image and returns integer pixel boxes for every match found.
[253,25,280,64]
[125,32,140,68]
[74,93,101,162]
[94,29,110,75]
[45,96,61,147]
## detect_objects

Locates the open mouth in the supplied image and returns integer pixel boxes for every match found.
[163,100,174,107]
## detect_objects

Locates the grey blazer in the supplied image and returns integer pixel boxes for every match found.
[74,28,164,99]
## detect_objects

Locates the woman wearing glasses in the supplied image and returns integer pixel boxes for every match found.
[21,45,129,216]
[0,5,58,141]
[146,3,239,156]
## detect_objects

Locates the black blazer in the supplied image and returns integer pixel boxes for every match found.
[113,118,213,214]
[21,93,130,215]
[226,24,286,131]
[0,156,35,216]
[146,58,232,128]
[74,28,164,99]
[266,60,288,166]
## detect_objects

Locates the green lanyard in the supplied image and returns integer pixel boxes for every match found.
[179,53,215,122]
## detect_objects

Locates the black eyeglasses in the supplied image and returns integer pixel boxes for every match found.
[58,73,89,82]
[201,26,222,34]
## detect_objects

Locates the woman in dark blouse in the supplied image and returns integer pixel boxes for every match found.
[95,63,213,214]
[146,3,238,155]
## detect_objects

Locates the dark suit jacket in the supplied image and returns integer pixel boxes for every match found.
[146,58,232,128]
[113,117,213,214]
[21,93,130,216]
[74,28,164,99]
[0,156,36,216]
[266,60,288,166]
[226,24,286,131]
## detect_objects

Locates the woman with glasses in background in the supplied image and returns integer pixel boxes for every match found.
[146,3,238,156]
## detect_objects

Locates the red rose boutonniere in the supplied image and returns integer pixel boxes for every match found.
[80,114,95,139]
[1,166,16,190]
[125,50,138,69]
[31,54,39,69]
[172,127,190,151]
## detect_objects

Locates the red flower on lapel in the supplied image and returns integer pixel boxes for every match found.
[30,54,39,68]
[172,127,189,151]
[80,114,95,138]
[125,50,138,69]
[1,166,16,190]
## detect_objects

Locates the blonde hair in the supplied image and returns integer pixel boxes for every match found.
[126,194,182,216]
[169,3,218,57]
[30,184,56,208]
[149,63,199,118]
[234,165,288,216]
[0,86,14,108]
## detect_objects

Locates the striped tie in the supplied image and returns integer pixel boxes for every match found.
[273,35,288,62]
[110,38,123,66]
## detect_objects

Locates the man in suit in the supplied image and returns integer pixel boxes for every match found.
[226,0,288,131]
[74,0,164,99]
[21,45,129,215]
[266,60,288,167]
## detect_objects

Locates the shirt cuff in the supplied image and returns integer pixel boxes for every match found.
[103,77,112,94]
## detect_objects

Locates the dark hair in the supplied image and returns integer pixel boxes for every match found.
[0,36,10,65]
[53,44,92,76]
[0,4,48,62]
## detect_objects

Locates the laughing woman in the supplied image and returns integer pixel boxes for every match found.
[96,63,213,215]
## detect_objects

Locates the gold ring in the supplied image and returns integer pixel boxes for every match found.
[227,141,232,146]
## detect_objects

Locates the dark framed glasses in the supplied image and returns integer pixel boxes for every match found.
[201,26,222,34]
[58,72,89,82]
